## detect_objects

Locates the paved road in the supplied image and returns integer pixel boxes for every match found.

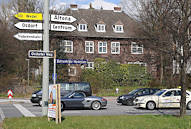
[1,98,191,123]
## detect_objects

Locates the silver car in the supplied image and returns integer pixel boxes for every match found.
[61,91,107,110]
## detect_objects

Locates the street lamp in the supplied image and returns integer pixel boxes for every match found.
[25,59,30,88]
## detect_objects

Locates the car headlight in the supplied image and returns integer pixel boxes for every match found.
[120,96,124,99]
[138,98,145,102]
[32,94,36,97]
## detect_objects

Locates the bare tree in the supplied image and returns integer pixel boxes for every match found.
[125,0,191,116]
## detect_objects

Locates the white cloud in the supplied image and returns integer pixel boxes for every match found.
[53,0,118,10]
[80,0,117,10]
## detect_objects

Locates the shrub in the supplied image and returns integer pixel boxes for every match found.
[81,58,152,91]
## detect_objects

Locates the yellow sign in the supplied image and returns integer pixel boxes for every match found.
[14,12,43,20]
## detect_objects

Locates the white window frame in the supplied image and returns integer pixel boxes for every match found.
[96,24,106,32]
[60,40,73,53]
[68,66,76,76]
[114,25,124,33]
[85,41,94,53]
[131,42,143,54]
[98,41,107,54]
[78,24,88,32]
[111,42,120,54]
[86,62,94,69]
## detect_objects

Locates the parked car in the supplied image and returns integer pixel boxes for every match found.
[117,88,160,106]
[31,82,92,106]
[134,88,191,110]
[61,91,107,110]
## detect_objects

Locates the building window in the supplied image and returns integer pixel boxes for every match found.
[131,42,143,54]
[68,66,76,76]
[86,62,94,69]
[114,25,123,33]
[96,24,106,32]
[60,40,73,53]
[98,41,107,53]
[78,24,87,31]
[85,41,94,53]
[111,42,120,54]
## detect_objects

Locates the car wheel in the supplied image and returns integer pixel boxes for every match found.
[122,100,127,105]
[146,101,156,110]
[91,101,101,110]
[127,99,134,106]
[61,102,65,111]
[187,101,191,110]
[38,99,42,107]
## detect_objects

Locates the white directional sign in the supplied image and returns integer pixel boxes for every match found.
[51,24,76,32]
[51,14,76,23]
[28,50,54,58]
[14,33,42,41]
[14,22,42,30]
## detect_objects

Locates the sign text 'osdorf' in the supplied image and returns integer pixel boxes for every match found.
[14,22,42,30]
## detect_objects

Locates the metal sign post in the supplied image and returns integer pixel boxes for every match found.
[42,0,50,116]
[53,50,56,84]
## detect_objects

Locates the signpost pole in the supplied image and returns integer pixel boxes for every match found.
[42,0,50,116]
[53,50,56,84]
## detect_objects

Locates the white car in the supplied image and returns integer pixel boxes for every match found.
[134,89,191,110]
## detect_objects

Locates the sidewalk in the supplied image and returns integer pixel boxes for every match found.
[0,98,31,103]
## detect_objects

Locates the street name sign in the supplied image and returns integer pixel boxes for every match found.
[14,22,42,30]
[56,59,87,64]
[14,13,76,23]
[51,24,76,32]
[14,13,43,20]
[28,50,54,58]
[14,22,76,32]
[14,33,42,41]
[51,14,76,23]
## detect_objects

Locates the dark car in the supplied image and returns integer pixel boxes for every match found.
[31,82,92,106]
[61,91,107,110]
[117,88,160,106]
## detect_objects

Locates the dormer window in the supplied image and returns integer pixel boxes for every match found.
[96,24,106,32]
[113,20,124,33]
[78,19,88,32]
[114,25,123,33]
[78,24,87,31]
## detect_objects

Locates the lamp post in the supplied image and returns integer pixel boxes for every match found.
[42,0,50,115]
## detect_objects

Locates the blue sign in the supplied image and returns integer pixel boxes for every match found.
[52,73,57,81]
[56,59,87,64]
[28,50,54,58]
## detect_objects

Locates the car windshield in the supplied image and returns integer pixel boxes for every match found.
[128,89,140,95]
[154,90,166,96]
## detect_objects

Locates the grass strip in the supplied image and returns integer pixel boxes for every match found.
[3,115,191,129]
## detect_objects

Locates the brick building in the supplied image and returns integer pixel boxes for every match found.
[51,4,157,81]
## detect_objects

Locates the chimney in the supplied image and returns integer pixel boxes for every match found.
[113,7,122,12]
[70,4,78,10]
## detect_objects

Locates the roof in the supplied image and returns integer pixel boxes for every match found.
[52,8,138,39]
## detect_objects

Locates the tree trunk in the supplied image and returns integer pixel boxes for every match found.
[160,54,164,85]
[180,61,187,117]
